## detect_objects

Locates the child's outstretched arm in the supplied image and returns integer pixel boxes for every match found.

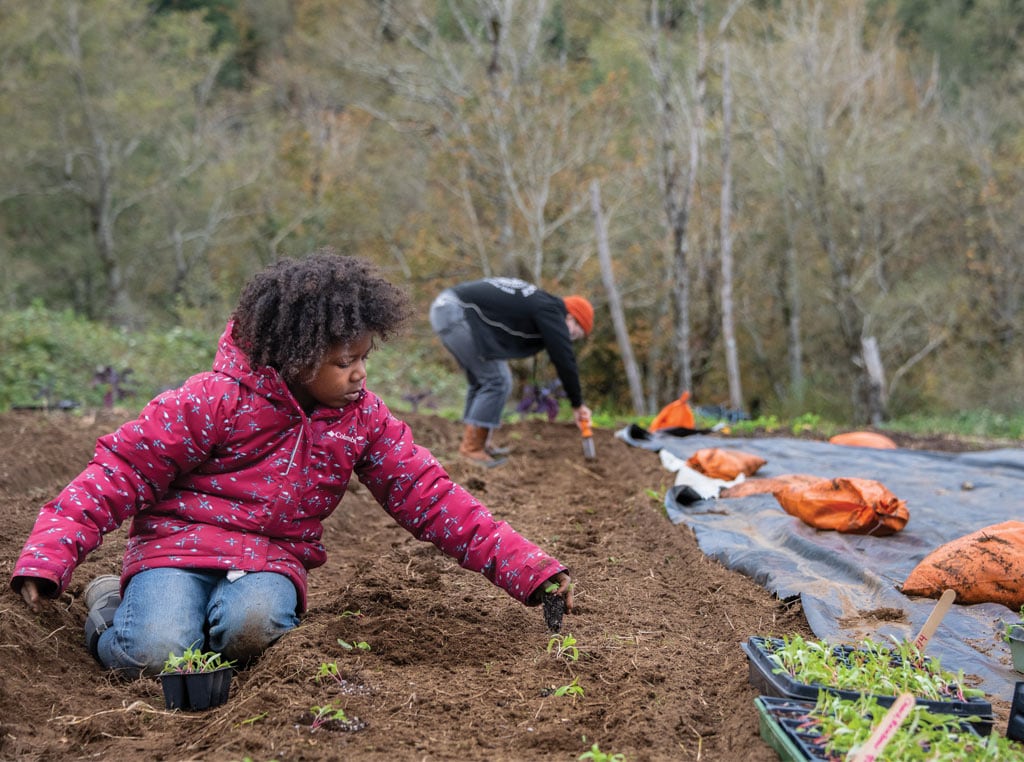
[356,404,570,608]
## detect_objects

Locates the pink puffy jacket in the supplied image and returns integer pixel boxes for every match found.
[11,324,565,611]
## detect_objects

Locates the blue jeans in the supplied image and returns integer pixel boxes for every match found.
[97,568,300,676]
[430,290,512,429]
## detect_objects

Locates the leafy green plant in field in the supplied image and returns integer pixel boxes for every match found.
[337,638,371,651]
[235,713,268,727]
[0,305,215,411]
[790,412,824,435]
[886,410,1024,442]
[578,740,626,762]
[547,633,581,663]
[723,414,781,435]
[309,702,350,730]
[315,661,345,685]
[551,676,584,699]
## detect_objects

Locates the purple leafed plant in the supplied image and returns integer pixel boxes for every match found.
[515,380,563,422]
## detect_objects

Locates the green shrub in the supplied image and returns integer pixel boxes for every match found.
[0,305,215,412]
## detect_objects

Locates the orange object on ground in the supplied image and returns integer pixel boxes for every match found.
[687,448,766,480]
[650,392,695,431]
[721,474,819,499]
[772,477,909,535]
[829,432,898,449]
[901,520,1024,609]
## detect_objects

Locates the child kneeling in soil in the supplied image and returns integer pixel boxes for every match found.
[10,250,573,677]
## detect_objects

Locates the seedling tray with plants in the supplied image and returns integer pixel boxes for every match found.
[742,635,994,734]
[754,694,1023,762]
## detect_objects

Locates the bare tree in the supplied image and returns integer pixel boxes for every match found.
[738,2,954,422]
[647,0,706,395]
[718,39,743,412]
[590,180,645,413]
[310,1,614,283]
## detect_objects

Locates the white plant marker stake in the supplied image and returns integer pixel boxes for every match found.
[847,692,916,762]
[912,588,956,652]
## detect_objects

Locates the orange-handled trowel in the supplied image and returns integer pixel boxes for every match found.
[579,418,596,460]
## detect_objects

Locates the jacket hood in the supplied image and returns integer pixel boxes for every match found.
[212,322,295,405]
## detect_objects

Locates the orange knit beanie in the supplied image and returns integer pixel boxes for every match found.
[562,296,594,336]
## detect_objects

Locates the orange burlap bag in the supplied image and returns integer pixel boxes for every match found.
[687,448,766,480]
[772,477,909,536]
[902,521,1024,609]
[650,392,695,431]
[829,432,898,449]
[721,474,819,499]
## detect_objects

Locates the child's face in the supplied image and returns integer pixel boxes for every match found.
[291,333,373,411]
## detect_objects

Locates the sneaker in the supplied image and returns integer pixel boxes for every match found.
[83,575,121,661]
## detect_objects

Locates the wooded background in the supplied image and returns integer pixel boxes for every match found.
[2,0,1022,425]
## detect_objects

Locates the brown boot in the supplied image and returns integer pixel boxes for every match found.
[459,425,507,468]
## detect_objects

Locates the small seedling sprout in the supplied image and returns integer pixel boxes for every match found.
[578,740,626,762]
[337,638,371,651]
[309,702,349,731]
[547,633,581,663]
[552,676,584,699]
[316,661,343,684]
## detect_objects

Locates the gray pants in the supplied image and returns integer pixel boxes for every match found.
[430,290,511,429]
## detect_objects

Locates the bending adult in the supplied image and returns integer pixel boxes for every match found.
[430,277,594,467]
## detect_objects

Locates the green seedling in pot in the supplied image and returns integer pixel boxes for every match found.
[1001,605,1024,642]
[792,692,1022,760]
[764,634,984,701]
[161,642,235,674]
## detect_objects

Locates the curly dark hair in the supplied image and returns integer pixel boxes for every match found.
[231,249,410,384]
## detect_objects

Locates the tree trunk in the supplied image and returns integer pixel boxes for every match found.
[719,41,743,412]
[590,180,646,414]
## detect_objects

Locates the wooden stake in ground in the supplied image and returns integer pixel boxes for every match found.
[911,588,956,652]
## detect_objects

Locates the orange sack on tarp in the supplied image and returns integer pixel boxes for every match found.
[721,474,819,499]
[901,520,1024,609]
[829,431,898,449]
[687,448,766,480]
[772,477,909,535]
[650,392,695,431]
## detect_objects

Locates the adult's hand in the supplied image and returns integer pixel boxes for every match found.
[572,405,592,429]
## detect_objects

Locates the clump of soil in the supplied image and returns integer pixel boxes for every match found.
[0,409,1008,761]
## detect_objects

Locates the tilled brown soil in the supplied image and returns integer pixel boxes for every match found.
[0,409,1003,761]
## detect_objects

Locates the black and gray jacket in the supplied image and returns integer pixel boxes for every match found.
[450,278,583,408]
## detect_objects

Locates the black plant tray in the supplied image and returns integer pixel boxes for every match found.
[754,695,983,762]
[742,636,994,735]
[160,666,233,711]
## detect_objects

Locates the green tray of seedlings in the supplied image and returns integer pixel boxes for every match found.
[754,694,1024,761]
[743,635,994,735]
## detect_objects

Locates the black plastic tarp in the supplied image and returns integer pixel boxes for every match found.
[616,426,1024,699]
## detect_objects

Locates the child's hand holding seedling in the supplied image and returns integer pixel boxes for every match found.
[539,572,574,633]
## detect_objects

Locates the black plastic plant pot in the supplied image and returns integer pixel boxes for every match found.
[160,667,233,711]
[742,636,995,735]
